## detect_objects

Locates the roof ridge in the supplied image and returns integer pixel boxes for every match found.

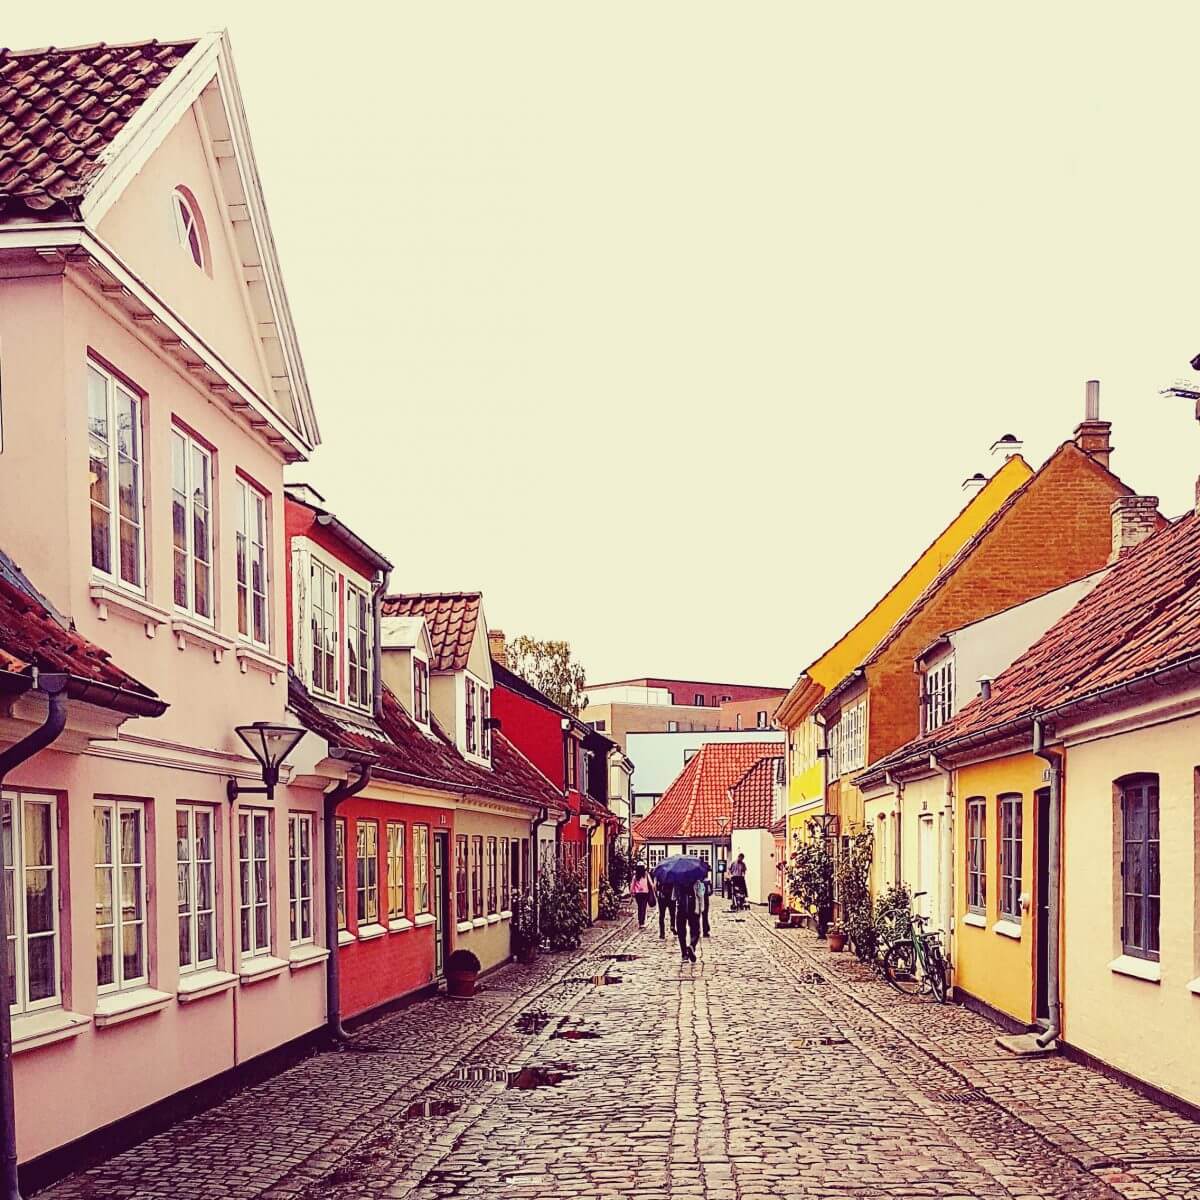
[0,38,198,58]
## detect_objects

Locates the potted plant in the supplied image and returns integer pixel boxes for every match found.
[446,948,481,999]
[827,922,847,953]
[786,826,835,938]
[510,888,538,964]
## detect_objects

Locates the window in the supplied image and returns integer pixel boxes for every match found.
[500,837,511,911]
[346,584,371,711]
[923,658,955,733]
[387,822,406,920]
[694,693,704,706]
[88,362,143,591]
[455,835,468,919]
[3,793,59,1013]
[335,818,347,931]
[1120,775,1160,960]
[465,679,478,753]
[756,710,768,729]
[177,805,216,972]
[667,721,678,733]
[998,795,1022,922]
[566,740,578,789]
[735,714,743,730]
[520,838,530,891]
[839,702,865,775]
[171,428,213,620]
[413,659,430,723]
[288,813,314,946]
[310,559,338,698]
[826,723,840,780]
[471,836,484,918]
[647,845,666,869]
[486,837,498,914]
[966,798,986,914]
[95,800,147,990]
[480,688,491,758]
[413,825,430,914]
[238,809,271,958]
[356,820,379,926]
[236,478,269,647]
[173,187,208,271]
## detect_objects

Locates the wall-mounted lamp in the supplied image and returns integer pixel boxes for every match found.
[227,722,307,803]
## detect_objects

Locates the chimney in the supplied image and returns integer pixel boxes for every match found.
[989,433,1024,460]
[1074,379,1113,468]
[488,629,507,666]
[961,472,987,495]
[1109,495,1159,563]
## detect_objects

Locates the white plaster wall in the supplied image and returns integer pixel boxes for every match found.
[732,829,778,904]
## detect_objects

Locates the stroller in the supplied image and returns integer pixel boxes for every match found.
[729,876,750,912]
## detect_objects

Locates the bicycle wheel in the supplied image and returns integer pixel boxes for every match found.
[884,940,921,995]
[927,946,948,1003]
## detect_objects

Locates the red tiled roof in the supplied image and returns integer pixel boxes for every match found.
[730,756,781,830]
[633,742,780,841]
[0,556,161,712]
[381,593,481,673]
[862,510,1200,778]
[287,674,562,811]
[769,816,787,839]
[0,40,196,220]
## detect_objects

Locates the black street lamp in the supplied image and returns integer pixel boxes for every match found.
[226,722,307,803]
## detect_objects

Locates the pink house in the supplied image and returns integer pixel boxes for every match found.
[0,33,331,1168]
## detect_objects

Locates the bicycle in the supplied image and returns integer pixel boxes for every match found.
[883,896,949,1002]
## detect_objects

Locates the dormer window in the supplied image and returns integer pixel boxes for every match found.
[480,687,491,758]
[310,559,338,699]
[172,187,210,274]
[922,658,955,733]
[413,659,429,724]
[346,583,371,711]
[465,679,478,753]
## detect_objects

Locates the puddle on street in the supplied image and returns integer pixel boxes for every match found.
[404,1099,461,1118]
[455,1065,513,1083]
[610,954,641,962]
[588,974,622,985]
[514,1010,552,1034]
[507,1066,573,1089]
[552,1028,600,1040]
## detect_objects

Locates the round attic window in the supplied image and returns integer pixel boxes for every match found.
[172,187,210,274]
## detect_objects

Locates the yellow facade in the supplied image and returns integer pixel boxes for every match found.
[953,753,1044,1025]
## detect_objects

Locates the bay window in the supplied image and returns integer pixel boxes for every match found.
[238,809,271,959]
[387,822,406,921]
[95,800,147,991]
[88,362,143,591]
[236,478,269,647]
[310,559,338,698]
[288,813,314,946]
[346,583,371,710]
[356,819,379,925]
[413,825,430,914]
[177,805,216,973]
[170,427,214,620]
[3,793,59,1013]
[413,659,429,723]
[1120,775,1160,960]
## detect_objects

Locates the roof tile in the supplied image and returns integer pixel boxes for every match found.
[730,756,781,830]
[381,593,481,673]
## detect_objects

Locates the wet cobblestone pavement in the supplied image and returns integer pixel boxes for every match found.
[34,906,1200,1199]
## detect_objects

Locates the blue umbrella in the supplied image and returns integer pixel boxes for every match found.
[652,854,710,888]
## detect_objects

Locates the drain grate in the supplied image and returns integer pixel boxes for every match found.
[922,1086,991,1103]
[796,971,826,985]
[794,1035,850,1048]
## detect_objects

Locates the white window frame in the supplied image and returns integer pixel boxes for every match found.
[465,678,478,753]
[356,819,379,926]
[335,817,347,931]
[238,809,272,960]
[413,657,430,724]
[177,804,217,974]
[479,687,491,758]
[838,702,866,775]
[966,797,987,915]
[95,799,148,994]
[170,427,215,622]
[826,722,841,780]
[3,792,60,1014]
[413,824,430,914]
[923,658,955,734]
[288,812,315,947]
[998,794,1022,923]
[310,557,339,699]
[346,582,371,711]
[387,821,406,921]
[236,477,270,648]
[173,188,206,271]
[87,361,144,593]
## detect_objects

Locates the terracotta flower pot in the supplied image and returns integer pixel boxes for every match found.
[446,970,477,998]
[828,929,846,953]
[517,946,537,965]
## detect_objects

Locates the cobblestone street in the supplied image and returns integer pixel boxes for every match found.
[36,907,1200,1200]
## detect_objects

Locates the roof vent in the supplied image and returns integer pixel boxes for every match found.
[989,433,1024,460]
[979,677,993,701]
[961,472,988,495]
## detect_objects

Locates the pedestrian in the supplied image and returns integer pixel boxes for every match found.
[657,879,675,939]
[630,864,655,927]
[677,878,704,962]
[729,852,748,908]
[700,876,712,937]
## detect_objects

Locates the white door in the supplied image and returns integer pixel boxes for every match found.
[917,816,933,920]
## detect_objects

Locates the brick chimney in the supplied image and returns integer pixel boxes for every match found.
[1074,379,1113,469]
[1109,496,1159,563]
[488,629,507,666]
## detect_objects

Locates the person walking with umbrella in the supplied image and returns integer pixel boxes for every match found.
[653,855,710,963]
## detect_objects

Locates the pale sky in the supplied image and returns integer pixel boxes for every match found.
[10,4,1200,686]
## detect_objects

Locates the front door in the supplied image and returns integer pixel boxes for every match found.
[1035,788,1051,1021]
[433,832,451,979]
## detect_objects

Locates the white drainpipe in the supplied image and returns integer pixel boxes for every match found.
[929,752,955,997]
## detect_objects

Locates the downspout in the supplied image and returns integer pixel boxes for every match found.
[0,671,69,1200]
[530,805,548,927]
[929,753,954,998]
[1032,718,1062,1048]
[323,761,374,1041]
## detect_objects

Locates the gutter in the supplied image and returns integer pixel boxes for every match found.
[0,671,70,1200]
[315,513,392,575]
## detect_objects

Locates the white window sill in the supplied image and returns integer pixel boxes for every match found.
[94,987,174,1027]
[90,582,169,638]
[1109,954,1161,984]
[337,929,356,946]
[171,615,235,662]
[389,918,414,933]
[962,911,987,929]
[235,643,286,684]
[486,914,501,925]
[357,923,387,942]
[456,920,473,934]
[12,1009,90,1053]
[238,956,289,985]
[993,919,1022,940]
[1188,977,1200,996]
[472,917,488,929]
[177,969,238,1003]
[288,945,330,972]
[499,910,513,922]
[414,913,435,928]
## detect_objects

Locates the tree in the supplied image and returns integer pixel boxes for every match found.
[506,635,589,716]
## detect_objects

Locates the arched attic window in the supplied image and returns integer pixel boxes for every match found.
[172,186,211,276]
